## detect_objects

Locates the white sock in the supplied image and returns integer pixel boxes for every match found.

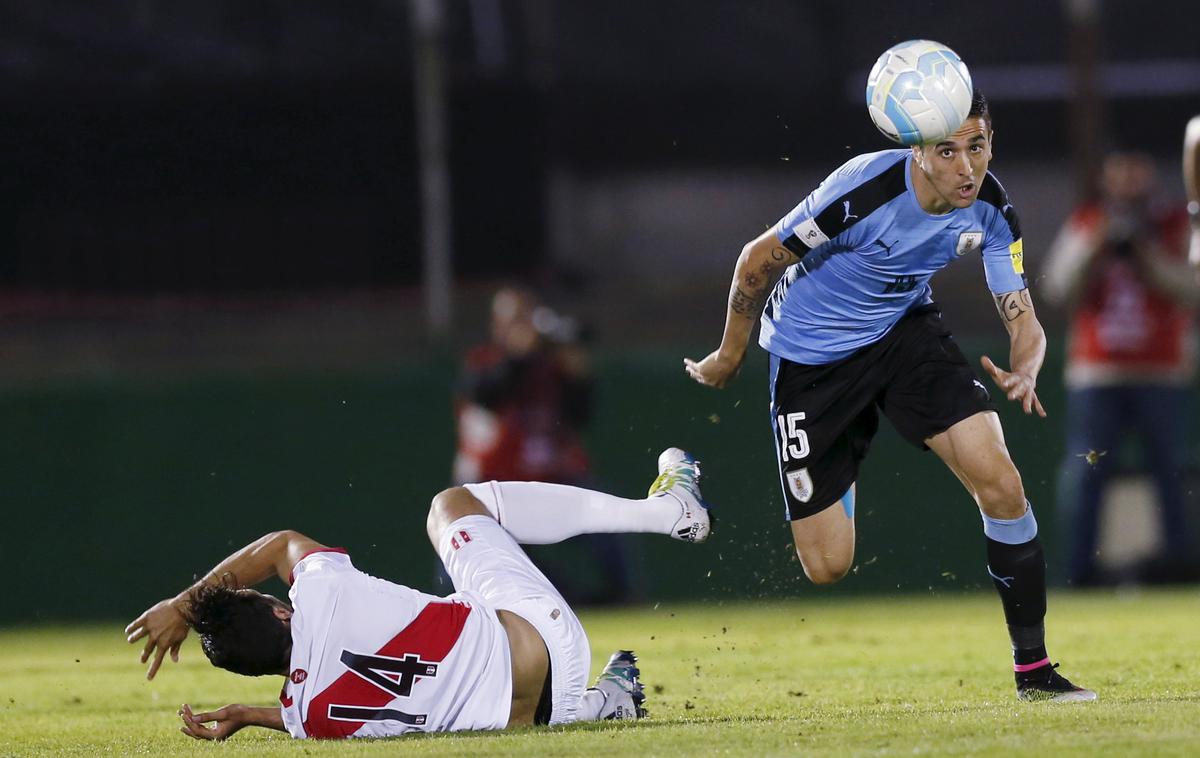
[575,688,607,721]
[463,481,681,544]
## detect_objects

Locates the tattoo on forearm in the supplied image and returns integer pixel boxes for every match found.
[994,290,1032,322]
[730,284,765,316]
[730,246,792,316]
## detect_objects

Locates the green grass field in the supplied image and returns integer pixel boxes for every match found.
[2,590,1198,757]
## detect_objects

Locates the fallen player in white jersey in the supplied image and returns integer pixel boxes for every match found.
[125,449,711,740]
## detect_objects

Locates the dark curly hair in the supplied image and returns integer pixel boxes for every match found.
[186,583,292,677]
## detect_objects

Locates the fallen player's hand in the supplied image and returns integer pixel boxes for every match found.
[179,703,249,741]
[980,355,1046,418]
[684,349,743,389]
[125,597,190,680]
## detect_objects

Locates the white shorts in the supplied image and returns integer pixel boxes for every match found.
[436,488,591,726]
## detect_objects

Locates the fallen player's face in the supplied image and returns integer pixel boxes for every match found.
[912,117,993,212]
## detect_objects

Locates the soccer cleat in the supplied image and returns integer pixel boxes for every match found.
[647,447,712,543]
[591,650,647,720]
[1015,662,1098,703]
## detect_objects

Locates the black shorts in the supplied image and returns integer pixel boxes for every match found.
[768,304,995,521]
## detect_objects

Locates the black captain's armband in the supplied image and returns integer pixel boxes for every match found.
[782,158,909,255]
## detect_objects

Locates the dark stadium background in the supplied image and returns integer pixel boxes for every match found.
[2,0,1197,624]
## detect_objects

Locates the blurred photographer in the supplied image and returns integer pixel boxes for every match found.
[452,287,634,603]
[1044,151,1199,586]
[453,287,593,486]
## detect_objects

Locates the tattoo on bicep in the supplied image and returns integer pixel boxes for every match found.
[994,290,1031,322]
[769,246,791,263]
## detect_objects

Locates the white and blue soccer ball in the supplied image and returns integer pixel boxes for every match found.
[865,40,973,146]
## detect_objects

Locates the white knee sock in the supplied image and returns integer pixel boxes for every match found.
[463,481,681,544]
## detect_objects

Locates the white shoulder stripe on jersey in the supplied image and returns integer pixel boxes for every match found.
[792,217,830,249]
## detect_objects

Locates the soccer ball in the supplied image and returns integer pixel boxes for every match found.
[865,40,973,146]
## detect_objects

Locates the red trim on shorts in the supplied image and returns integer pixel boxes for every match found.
[287,547,349,585]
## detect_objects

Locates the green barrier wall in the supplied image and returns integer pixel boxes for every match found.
[1,339,1089,625]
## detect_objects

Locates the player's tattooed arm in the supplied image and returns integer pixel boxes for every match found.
[686,229,798,388]
[728,283,761,316]
[982,288,1047,417]
[729,245,791,316]
[993,289,1033,322]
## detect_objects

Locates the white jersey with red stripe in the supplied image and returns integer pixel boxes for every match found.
[278,549,512,739]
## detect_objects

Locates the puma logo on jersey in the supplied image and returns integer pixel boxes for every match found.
[842,200,858,222]
[873,238,896,256]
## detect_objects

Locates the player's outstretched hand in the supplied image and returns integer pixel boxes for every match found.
[125,597,190,680]
[684,349,742,389]
[179,703,249,741]
[980,355,1046,418]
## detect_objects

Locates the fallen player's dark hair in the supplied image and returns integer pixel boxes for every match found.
[186,583,292,677]
[969,89,991,129]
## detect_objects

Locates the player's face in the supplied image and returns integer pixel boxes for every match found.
[910,117,993,214]
[491,288,539,355]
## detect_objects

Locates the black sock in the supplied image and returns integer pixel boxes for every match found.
[986,536,1048,666]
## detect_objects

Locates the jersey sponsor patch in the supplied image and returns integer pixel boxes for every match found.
[1009,239,1024,274]
[792,217,830,249]
[786,467,814,503]
[955,231,983,256]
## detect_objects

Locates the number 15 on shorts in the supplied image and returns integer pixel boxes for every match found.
[776,412,810,462]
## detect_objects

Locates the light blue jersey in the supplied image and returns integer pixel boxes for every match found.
[760,149,1026,365]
